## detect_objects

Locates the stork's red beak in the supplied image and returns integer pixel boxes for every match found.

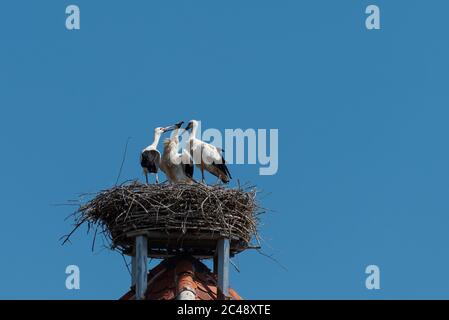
[162,125,176,133]
[163,121,184,132]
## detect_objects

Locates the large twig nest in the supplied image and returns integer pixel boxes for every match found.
[64,181,262,258]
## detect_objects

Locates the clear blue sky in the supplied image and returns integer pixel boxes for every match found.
[1,0,449,299]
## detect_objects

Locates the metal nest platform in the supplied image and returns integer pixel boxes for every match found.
[64,181,261,259]
[124,231,253,259]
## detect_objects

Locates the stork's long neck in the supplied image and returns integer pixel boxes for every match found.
[149,132,162,149]
[172,128,180,145]
[189,123,198,140]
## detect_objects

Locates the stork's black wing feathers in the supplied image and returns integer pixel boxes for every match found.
[220,155,232,179]
[212,155,232,183]
[140,150,160,173]
[184,162,194,179]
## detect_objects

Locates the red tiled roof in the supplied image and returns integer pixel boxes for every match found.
[120,256,242,300]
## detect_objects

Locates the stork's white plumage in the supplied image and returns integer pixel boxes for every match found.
[140,125,176,184]
[160,121,195,184]
[185,120,232,184]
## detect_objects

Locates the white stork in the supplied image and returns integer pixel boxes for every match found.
[160,121,195,184]
[140,124,177,184]
[184,120,232,184]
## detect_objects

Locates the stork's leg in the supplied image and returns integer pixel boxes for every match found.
[200,161,205,184]
[200,146,206,184]
[145,173,149,185]
[155,173,159,184]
